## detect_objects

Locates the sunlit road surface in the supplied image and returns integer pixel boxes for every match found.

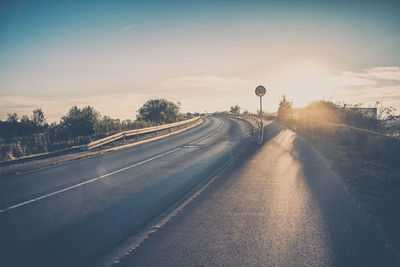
[0,116,252,266]
[116,121,399,267]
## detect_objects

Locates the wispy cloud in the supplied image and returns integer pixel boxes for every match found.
[160,75,254,97]
[122,25,136,31]
[339,66,400,82]
[363,67,400,81]
[155,75,259,113]
[335,66,400,90]
[0,94,151,122]
[331,66,400,108]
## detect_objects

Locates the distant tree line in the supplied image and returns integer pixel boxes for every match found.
[0,109,47,139]
[0,99,184,160]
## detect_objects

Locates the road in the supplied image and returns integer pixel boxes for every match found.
[0,116,252,266]
[115,121,399,267]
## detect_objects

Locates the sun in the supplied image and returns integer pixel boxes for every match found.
[275,60,334,107]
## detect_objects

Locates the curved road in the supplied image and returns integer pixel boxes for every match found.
[0,116,252,266]
[116,121,399,267]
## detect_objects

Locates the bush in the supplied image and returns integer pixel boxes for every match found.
[137,99,181,124]
[277,95,293,122]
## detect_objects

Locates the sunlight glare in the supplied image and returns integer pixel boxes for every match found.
[275,60,334,107]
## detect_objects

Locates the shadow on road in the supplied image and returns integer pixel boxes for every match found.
[289,126,399,266]
[223,120,398,265]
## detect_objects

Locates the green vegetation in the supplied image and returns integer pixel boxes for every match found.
[60,106,100,138]
[0,99,186,161]
[137,99,181,124]
[277,95,293,122]
[230,105,241,114]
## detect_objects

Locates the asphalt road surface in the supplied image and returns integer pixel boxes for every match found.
[115,121,399,267]
[0,116,252,266]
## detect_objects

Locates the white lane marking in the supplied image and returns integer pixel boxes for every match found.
[108,172,221,266]
[181,145,199,148]
[0,147,182,214]
[105,123,240,266]
[0,118,225,214]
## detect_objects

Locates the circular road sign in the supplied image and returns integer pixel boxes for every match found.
[255,85,266,97]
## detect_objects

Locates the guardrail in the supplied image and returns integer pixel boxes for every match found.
[84,117,202,150]
[222,114,260,126]
[216,113,262,140]
[229,114,263,144]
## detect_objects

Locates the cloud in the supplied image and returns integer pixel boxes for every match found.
[337,67,400,87]
[329,66,400,109]
[2,67,399,121]
[334,66,400,89]
[0,94,151,122]
[0,75,260,121]
[331,71,376,88]
[122,25,136,31]
[159,75,255,97]
[364,67,400,81]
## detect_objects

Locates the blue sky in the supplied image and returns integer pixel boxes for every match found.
[1,0,399,121]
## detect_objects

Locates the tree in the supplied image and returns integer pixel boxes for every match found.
[7,113,18,123]
[137,99,180,124]
[61,106,100,138]
[377,103,396,121]
[32,108,46,127]
[19,115,35,136]
[97,116,122,135]
[230,105,241,114]
[277,95,293,121]
[20,115,30,124]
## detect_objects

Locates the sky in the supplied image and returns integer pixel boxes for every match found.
[0,0,399,122]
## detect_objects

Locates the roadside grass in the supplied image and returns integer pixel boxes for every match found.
[0,145,82,166]
[285,120,400,253]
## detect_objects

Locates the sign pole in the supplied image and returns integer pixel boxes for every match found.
[259,96,263,145]
[255,85,266,146]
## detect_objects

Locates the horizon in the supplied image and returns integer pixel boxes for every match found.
[1,0,399,122]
